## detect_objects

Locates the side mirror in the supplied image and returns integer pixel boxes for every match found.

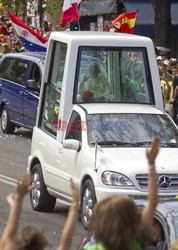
[63,139,80,152]
[26,79,40,92]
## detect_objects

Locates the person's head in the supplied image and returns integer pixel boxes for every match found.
[157,56,163,67]
[88,195,140,250]
[88,63,100,79]
[48,22,53,30]
[2,43,10,54]
[172,66,178,76]
[158,66,164,78]
[14,226,48,250]
[42,21,49,32]
[25,17,31,26]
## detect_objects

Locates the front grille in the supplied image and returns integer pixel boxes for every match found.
[136,174,178,190]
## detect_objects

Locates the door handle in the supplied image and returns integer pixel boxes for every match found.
[0,83,2,87]
[19,90,24,95]
[23,91,29,96]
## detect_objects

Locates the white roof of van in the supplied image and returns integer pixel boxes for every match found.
[49,31,152,46]
[78,104,164,115]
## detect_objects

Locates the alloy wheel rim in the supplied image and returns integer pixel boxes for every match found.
[2,109,7,130]
[31,171,41,207]
[82,186,94,226]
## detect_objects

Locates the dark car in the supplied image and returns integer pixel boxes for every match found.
[0,52,45,133]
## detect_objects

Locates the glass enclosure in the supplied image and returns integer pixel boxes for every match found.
[40,41,67,136]
[74,47,154,104]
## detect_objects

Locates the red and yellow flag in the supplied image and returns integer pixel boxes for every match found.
[112,11,138,34]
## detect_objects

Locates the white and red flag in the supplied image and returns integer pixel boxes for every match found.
[60,0,81,28]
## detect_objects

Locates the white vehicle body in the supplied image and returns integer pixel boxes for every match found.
[27,32,178,227]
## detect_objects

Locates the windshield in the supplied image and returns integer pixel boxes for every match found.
[74,47,154,104]
[87,113,178,147]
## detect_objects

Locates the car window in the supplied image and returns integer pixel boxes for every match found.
[30,63,41,87]
[0,58,16,81]
[15,60,29,85]
[40,41,67,137]
[65,111,82,141]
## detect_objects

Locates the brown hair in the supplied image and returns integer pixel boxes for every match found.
[14,226,48,250]
[88,195,140,250]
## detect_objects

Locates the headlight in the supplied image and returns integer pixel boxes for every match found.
[101,171,134,186]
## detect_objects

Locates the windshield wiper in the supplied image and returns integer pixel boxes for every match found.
[136,141,152,146]
[91,141,138,146]
[160,142,177,148]
[136,141,178,148]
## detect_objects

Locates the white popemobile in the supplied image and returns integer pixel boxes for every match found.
[27,31,178,228]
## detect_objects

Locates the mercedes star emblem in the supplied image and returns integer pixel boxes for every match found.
[158,175,171,188]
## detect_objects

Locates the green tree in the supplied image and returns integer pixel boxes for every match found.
[150,0,172,49]
[1,0,26,17]
[47,0,66,30]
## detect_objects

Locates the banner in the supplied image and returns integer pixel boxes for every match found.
[112,11,138,34]
[60,0,81,28]
[7,9,48,52]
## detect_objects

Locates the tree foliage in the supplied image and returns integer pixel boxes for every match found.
[46,0,67,30]
[150,0,172,49]
[1,0,26,17]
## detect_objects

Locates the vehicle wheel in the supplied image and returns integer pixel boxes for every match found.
[30,163,56,211]
[80,179,97,229]
[1,106,15,133]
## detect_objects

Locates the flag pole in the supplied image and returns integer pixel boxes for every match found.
[136,9,139,23]
[94,139,98,172]
[78,19,80,31]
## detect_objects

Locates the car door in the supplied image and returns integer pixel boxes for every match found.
[0,57,29,125]
[23,63,41,128]
[55,110,83,196]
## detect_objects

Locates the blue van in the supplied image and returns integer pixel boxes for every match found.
[0,52,45,133]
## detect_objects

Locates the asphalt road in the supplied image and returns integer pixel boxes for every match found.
[0,127,86,249]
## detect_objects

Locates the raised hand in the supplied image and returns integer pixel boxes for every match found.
[16,174,34,199]
[146,136,160,166]
[70,179,79,207]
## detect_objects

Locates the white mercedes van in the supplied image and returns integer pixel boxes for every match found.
[27,32,178,227]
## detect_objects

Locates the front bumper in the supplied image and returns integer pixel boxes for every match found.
[95,186,177,202]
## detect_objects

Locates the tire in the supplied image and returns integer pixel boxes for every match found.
[30,163,56,212]
[80,179,97,229]
[1,106,15,133]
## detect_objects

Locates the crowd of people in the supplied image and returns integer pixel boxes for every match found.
[0,19,25,56]
[156,51,178,125]
[1,137,178,250]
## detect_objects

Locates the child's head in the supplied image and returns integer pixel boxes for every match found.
[14,226,48,250]
[88,195,140,250]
